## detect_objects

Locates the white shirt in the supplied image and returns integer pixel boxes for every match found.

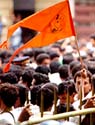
[0,112,15,125]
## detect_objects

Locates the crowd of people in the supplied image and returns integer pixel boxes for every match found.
[0,34,95,125]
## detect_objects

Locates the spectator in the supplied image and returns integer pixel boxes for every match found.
[32,72,50,86]
[36,53,50,68]
[0,72,18,84]
[19,68,35,89]
[58,64,69,81]
[0,83,19,124]
[35,65,51,75]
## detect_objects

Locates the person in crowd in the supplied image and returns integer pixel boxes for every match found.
[42,82,58,114]
[36,86,54,116]
[30,84,42,105]
[0,72,18,84]
[48,50,60,62]
[57,80,76,106]
[62,53,74,65]
[50,43,63,64]
[58,64,70,81]
[69,60,80,78]
[71,62,88,78]
[9,64,23,82]
[0,83,33,124]
[19,67,35,89]
[49,61,62,85]
[14,83,28,108]
[57,80,78,124]
[36,53,51,68]
[0,50,13,65]
[30,48,46,69]
[50,61,61,74]
[73,68,92,101]
[0,83,19,124]
[85,60,95,75]
[80,74,95,125]
[35,65,51,75]
[12,56,30,69]
[32,72,50,86]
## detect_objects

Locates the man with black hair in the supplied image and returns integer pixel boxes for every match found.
[36,53,51,68]
[0,72,18,84]
[19,68,35,89]
[35,65,51,75]
[58,64,69,81]
[32,72,50,86]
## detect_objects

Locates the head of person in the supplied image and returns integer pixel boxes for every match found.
[62,53,74,65]
[35,65,51,75]
[48,50,60,62]
[74,69,92,97]
[86,60,95,75]
[37,87,54,111]
[58,80,76,104]
[50,61,61,74]
[0,72,18,84]
[69,60,80,76]
[20,68,35,89]
[71,62,88,78]
[32,48,45,61]
[0,83,19,110]
[50,44,62,56]
[36,53,51,67]
[14,83,28,108]
[58,64,69,81]
[32,72,50,86]
[30,84,42,105]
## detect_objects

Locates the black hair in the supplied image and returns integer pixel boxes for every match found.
[50,61,61,74]
[36,53,50,65]
[37,87,54,111]
[58,80,76,96]
[30,85,42,105]
[58,64,69,80]
[0,83,19,108]
[21,68,35,88]
[74,69,92,83]
[62,53,74,65]
[57,103,75,114]
[33,72,50,85]
[15,83,28,107]
[35,65,51,75]
[0,72,18,84]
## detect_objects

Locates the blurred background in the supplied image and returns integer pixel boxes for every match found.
[0,0,95,43]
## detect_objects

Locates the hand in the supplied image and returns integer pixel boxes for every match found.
[84,97,95,108]
[18,104,33,122]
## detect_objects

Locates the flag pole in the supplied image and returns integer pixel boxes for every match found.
[74,36,84,67]
[74,36,85,124]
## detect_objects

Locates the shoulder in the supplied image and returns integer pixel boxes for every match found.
[0,112,15,125]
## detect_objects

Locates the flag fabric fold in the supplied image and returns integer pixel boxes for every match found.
[3,0,76,72]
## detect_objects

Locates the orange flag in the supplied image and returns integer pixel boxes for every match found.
[7,0,67,38]
[3,0,76,72]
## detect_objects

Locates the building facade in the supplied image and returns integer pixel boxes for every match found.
[75,0,95,40]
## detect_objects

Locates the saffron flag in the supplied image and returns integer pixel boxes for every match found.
[7,0,72,38]
[3,0,76,72]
